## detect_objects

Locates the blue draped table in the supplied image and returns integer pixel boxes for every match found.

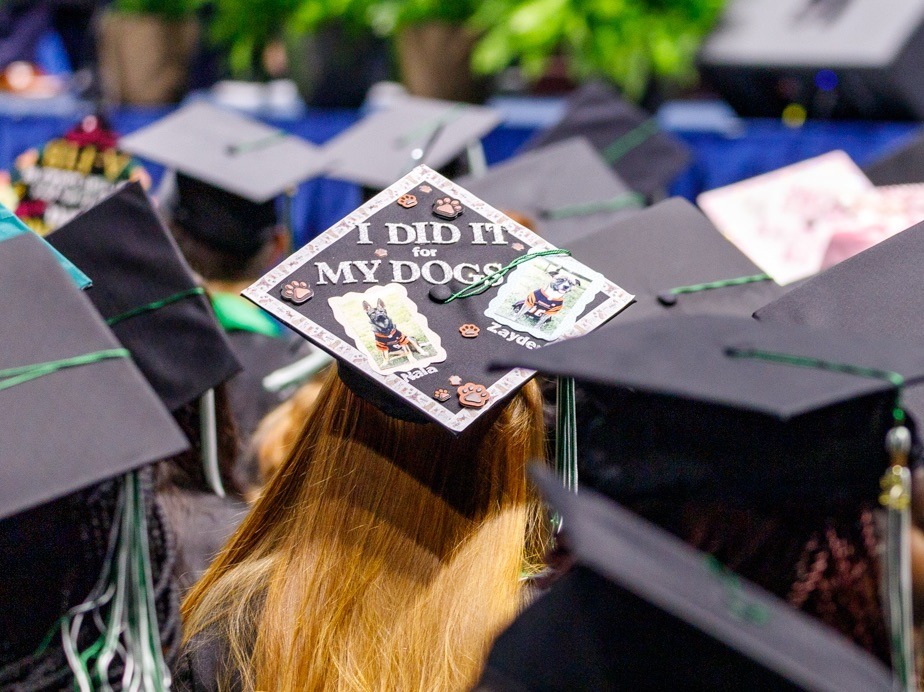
[0,98,919,246]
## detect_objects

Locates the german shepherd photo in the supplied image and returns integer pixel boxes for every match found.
[329,284,447,375]
[363,298,424,365]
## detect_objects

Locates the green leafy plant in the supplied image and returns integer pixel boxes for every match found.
[207,0,303,77]
[470,0,726,101]
[111,0,201,19]
[286,0,481,36]
[363,0,482,35]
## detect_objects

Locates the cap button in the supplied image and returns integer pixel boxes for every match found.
[429,285,453,303]
[657,292,678,307]
[429,279,467,304]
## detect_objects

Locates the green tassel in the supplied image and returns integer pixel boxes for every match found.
[552,376,579,532]
[59,471,169,690]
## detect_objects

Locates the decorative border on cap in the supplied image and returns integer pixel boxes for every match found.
[244,165,633,433]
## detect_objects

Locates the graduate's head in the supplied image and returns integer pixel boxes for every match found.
[117,101,324,284]
[181,164,632,689]
[170,173,287,283]
[497,313,924,663]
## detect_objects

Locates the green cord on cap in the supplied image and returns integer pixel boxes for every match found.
[705,555,771,625]
[603,118,660,165]
[438,249,572,304]
[658,274,772,306]
[0,348,130,393]
[226,130,287,156]
[395,103,468,149]
[539,193,645,220]
[106,286,206,327]
[726,347,906,424]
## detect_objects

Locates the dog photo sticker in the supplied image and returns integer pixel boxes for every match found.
[328,283,447,375]
[485,255,605,342]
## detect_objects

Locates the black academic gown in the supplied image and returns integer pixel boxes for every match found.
[157,489,249,595]
[212,293,315,489]
[0,471,180,689]
[173,628,245,692]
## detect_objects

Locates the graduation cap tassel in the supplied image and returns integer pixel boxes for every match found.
[881,419,916,692]
[58,472,169,690]
[200,388,225,498]
[552,376,579,532]
[283,187,295,250]
[465,141,488,179]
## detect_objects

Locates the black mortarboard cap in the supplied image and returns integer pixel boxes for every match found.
[1,201,90,288]
[119,101,325,203]
[243,165,632,434]
[522,81,691,198]
[172,172,279,255]
[478,468,893,692]
[0,232,188,519]
[567,197,785,321]
[755,219,924,424]
[456,138,642,247]
[864,132,924,186]
[492,315,924,507]
[319,95,502,190]
[46,182,242,412]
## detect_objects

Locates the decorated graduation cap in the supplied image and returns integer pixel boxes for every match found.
[9,115,147,235]
[0,231,188,688]
[864,132,924,186]
[522,81,691,199]
[243,164,632,434]
[567,197,785,321]
[697,151,873,285]
[46,181,242,413]
[478,468,894,692]
[319,95,502,190]
[457,137,642,247]
[120,100,325,203]
[1,200,89,288]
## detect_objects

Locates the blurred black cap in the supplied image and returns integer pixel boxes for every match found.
[457,137,642,247]
[47,182,242,412]
[523,81,691,198]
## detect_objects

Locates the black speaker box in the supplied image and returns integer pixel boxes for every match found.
[698,0,924,120]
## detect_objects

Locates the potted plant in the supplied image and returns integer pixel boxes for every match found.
[366,0,485,101]
[289,0,486,102]
[97,0,201,105]
[469,0,726,102]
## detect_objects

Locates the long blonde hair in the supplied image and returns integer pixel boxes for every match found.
[182,368,548,690]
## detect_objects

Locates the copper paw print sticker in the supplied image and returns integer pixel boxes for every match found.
[433,388,450,402]
[280,280,314,304]
[397,194,418,209]
[458,383,490,408]
[459,324,480,338]
[432,197,463,220]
